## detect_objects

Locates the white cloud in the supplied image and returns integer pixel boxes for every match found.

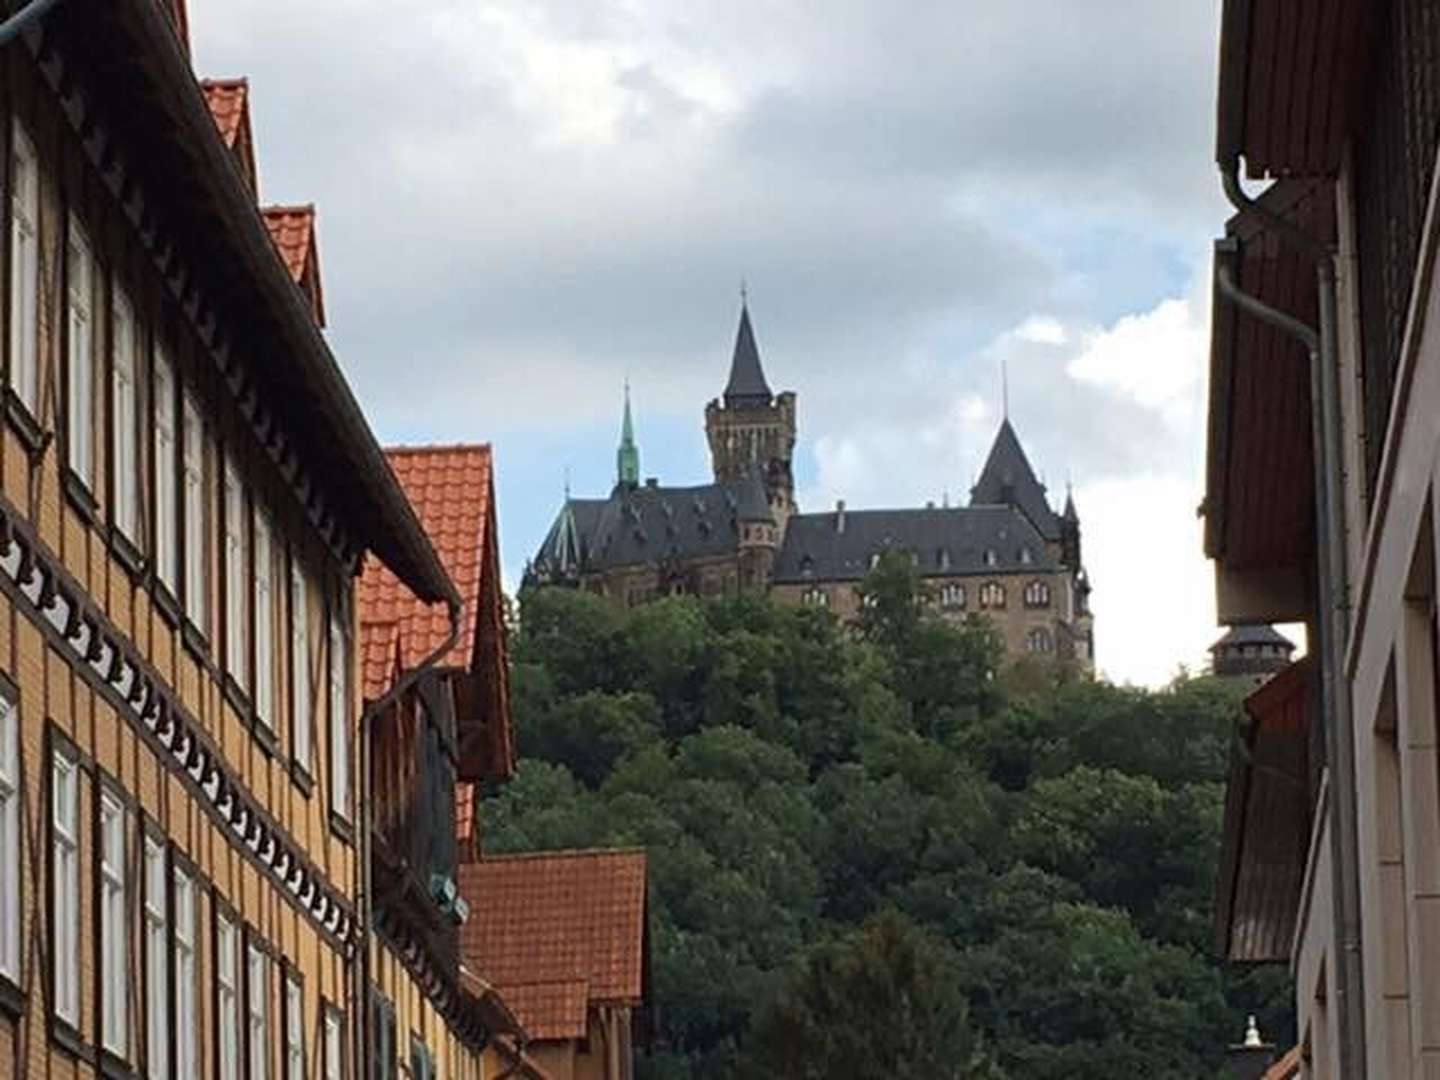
[1013,314,1068,346]
[1067,294,1207,430]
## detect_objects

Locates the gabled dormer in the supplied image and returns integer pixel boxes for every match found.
[200,78,259,195]
[262,204,327,327]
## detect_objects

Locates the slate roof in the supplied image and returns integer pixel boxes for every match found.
[261,205,326,326]
[458,850,648,1042]
[774,504,1057,583]
[1211,623,1296,652]
[723,303,774,405]
[970,419,1061,539]
[533,476,771,577]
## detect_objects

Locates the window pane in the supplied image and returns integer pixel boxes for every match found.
[286,977,305,1080]
[248,943,270,1080]
[174,867,198,1079]
[183,391,207,628]
[225,456,249,691]
[255,509,275,726]
[291,563,312,772]
[66,219,95,485]
[323,1010,343,1080]
[218,916,241,1080]
[0,694,17,981]
[112,290,140,539]
[101,793,128,1056]
[51,752,79,1024]
[154,348,179,590]
[10,121,39,412]
[329,614,349,820]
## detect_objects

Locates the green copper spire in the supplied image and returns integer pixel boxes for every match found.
[617,383,640,488]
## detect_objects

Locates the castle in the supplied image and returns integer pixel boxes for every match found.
[527,303,1094,669]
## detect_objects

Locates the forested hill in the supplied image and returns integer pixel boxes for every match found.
[485,556,1293,1079]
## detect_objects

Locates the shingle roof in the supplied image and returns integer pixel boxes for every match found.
[774,504,1057,583]
[531,477,771,579]
[723,303,773,405]
[261,205,326,326]
[1211,623,1296,652]
[458,849,648,1040]
[970,419,1060,539]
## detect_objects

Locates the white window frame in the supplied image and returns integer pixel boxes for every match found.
[66,217,95,485]
[154,346,179,591]
[100,790,128,1057]
[323,1006,344,1080]
[291,561,312,774]
[285,973,305,1080]
[217,912,241,1080]
[174,865,198,1080]
[183,389,207,629]
[248,940,271,1080]
[111,288,140,540]
[51,747,79,1026]
[144,835,168,1079]
[0,689,17,984]
[9,120,39,413]
[254,506,276,728]
[225,453,249,692]
[328,611,350,822]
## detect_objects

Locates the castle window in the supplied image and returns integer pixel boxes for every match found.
[802,587,829,608]
[1024,580,1051,608]
[984,549,998,567]
[940,583,965,609]
[1027,627,1054,654]
[979,582,1006,610]
[1020,546,1034,565]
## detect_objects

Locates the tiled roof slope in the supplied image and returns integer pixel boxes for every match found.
[1262,1047,1301,1079]
[458,850,648,1039]
[200,78,259,196]
[495,981,590,1041]
[261,205,326,326]
[360,619,402,703]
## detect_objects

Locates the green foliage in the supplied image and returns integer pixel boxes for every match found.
[494,584,1293,1077]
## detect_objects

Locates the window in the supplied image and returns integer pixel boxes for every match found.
[979,581,1006,610]
[291,561,313,774]
[255,507,276,727]
[323,1006,345,1080]
[51,747,79,1025]
[9,121,39,413]
[174,866,199,1079]
[144,836,168,1077]
[1024,580,1051,608]
[0,690,17,983]
[285,973,305,1080]
[248,941,271,1080]
[983,549,998,567]
[329,612,350,822]
[183,389,207,629]
[100,791,129,1057]
[940,583,965,609]
[1019,546,1034,566]
[801,586,828,608]
[217,913,241,1080]
[112,289,140,539]
[1027,627,1054,654]
[410,1036,435,1080]
[155,347,179,591]
[225,454,249,692]
[371,992,396,1080]
[66,218,96,485]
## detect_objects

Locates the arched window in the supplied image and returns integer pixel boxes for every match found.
[940,583,966,609]
[1024,580,1051,608]
[1027,627,1054,654]
[802,587,829,609]
[979,582,1006,610]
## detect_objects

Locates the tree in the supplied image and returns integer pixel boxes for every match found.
[748,912,1004,1080]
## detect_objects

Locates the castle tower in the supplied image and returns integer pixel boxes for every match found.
[617,383,640,490]
[705,298,797,532]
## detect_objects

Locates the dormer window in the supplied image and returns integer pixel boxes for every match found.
[984,549,998,567]
[869,552,881,569]
[1020,546,1033,565]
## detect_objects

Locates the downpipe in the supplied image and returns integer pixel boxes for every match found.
[356,599,464,1078]
[1219,159,1366,1079]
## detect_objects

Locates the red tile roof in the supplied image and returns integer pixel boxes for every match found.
[261,205,326,326]
[495,981,590,1041]
[360,619,402,703]
[458,850,648,1041]
[455,780,478,856]
[200,78,259,195]
[358,445,514,781]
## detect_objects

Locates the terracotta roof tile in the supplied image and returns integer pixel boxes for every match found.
[456,780,477,851]
[360,620,402,704]
[261,205,326,326]
[1262,1047,1302,1080]
[458,849,648,1028]
[360,446,495,672]
[200,78,259,196]
[493,980,590,1041]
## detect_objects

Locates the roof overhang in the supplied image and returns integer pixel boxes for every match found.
[1204,181,1333,619]
[1214,657,1317,963]
[43,1,456,606]
[1215,0,1374,179]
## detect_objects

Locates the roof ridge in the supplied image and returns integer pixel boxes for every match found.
[480,846,648,863]
[385,442,493,455]
[261,202,316,215]
[200,75,249,88]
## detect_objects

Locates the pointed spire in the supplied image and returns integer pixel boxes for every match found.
[617,383,640,489]
[1063,482,1078,522]
[723,295,774,406]
[969,418,1061,538]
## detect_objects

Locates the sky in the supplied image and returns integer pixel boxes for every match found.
[190,0,1237,686]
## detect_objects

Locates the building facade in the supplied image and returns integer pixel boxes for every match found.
[529,304,1094,669]
[0,4,501,1078]
[1208,2,1440,1077]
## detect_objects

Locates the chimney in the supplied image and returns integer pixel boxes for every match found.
[835,500,847,534]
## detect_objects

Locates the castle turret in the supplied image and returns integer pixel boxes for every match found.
[705,299,797,533]
[617,384,640,490]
